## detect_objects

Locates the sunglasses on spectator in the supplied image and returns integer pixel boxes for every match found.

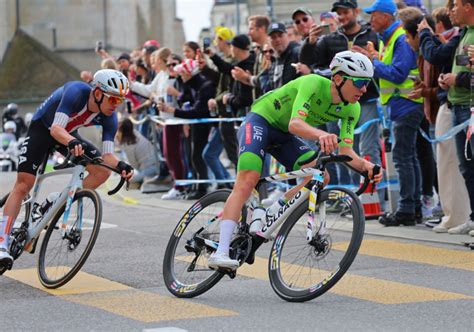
[342,76,371,89]
[294,17,310,25]
[167,62,179,68]
[103,92,125,106]
[263,49,274,54]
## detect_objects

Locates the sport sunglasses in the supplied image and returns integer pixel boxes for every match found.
[342,76,371,89]
[294,17,310,25]
[103,92,125,106]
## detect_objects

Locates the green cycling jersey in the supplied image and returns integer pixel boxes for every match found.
[251,74,360,147]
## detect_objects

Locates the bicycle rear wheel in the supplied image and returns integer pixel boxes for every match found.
[268,187,364,302]
[163,189,243,298]
[37,189,102,288]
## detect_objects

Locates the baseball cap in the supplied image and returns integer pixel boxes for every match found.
[291,7,313,20]
[143,39,160,48]
[214,26,235,43]
[363,0,397,16]
[231,34,251,50]
[331,0,358,12]
[117,52,131,62]
[320,11,338,21]
[267,22,287,35]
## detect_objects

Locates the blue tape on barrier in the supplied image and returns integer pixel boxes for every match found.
[354,119,380,135]
[419,119,469,144]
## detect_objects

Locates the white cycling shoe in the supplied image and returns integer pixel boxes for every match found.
[208,252,239,270]
[0,248,13,272]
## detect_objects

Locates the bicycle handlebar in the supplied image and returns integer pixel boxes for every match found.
[53,152,129,196]
[296,141,382,196]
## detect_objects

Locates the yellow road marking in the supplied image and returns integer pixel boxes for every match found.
[63,290,236,323]
[177,256,473,304]
[5,267,129,295]
[5,268,237,322]
[333,240,474,272]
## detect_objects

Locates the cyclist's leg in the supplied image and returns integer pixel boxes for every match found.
[209,113,268,269]
[1,120,51,258]
[268,134,318,199]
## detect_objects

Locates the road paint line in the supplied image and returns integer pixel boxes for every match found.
[6,267,237,322]
[177,256,473,304]
[332,240,474,272]
[63,289,236,323]
[144,328,188,332]
[5,268,130,295]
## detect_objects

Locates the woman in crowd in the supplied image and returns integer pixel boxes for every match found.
[116,118,158,188]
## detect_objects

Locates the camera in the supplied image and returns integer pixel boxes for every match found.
[95,40,103,53]
[455,54,470,66]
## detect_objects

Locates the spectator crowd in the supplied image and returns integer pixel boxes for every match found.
[4,0,473,238]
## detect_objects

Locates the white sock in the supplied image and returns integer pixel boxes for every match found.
[0,215,14,249]
[216,219,237,255]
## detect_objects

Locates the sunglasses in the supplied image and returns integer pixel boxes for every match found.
[294,16,310,25]
[103,92,125,106]
[167,62,179,68]
[263,49,274,54]
[342,76,371,89]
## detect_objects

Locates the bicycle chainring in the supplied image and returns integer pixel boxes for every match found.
[229,233,253,265]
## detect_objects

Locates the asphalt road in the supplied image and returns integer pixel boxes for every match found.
[1,173,473,331]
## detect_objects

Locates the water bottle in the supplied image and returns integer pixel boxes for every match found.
[249,207,266,235]
[266,197,287,219]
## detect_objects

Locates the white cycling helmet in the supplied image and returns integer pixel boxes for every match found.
[4,120,16,133]
[330,51,374,78]
[92,69,129,97]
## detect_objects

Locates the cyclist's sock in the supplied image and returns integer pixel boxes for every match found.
[216,219,237,255]
[0,215,14,249]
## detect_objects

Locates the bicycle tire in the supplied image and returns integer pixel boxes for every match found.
[37,188,102,288]
[163,189,238,298]
[268,186,365,302]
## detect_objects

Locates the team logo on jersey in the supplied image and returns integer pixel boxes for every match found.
[298,110,307,117]
[273,99,281,110]
[335,106,342,112]
[303,102,310,110]
[316,99,321,105]
[343,138,353,144]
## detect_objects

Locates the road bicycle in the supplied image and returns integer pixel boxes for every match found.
[0,148,127,288]
[163,150,378,302]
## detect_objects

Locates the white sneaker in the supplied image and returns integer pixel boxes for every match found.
[448,221,474,234]
[433,225,448,233]
[0,247,13,271]
[469,229,474,237]
[161,188,185,200]
[261,189,285,207]
[208,252,239,270]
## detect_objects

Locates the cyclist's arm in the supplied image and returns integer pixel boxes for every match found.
[50,85,88,146]
[288,117,329,140]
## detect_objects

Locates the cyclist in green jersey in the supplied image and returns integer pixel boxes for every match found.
[208,51,383,269]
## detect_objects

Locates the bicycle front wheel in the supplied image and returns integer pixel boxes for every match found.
[37,189,102,288]
[268,187,365,302]
[163,189,242,298]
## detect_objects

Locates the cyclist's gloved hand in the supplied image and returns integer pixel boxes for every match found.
[68,139,84,157]
[117,161,134,180]
[369,164,383,184]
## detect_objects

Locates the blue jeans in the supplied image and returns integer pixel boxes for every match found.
[203,127,230,180]
[392,107,424,214]
[451,105,474,220]
[357,101,382,166]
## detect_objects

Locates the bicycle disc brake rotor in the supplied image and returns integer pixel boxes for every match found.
[65,228,82,251]
[309,234,332,260]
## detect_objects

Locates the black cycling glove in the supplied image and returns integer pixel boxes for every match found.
[68,139,83,151]
[117,161,134,174]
